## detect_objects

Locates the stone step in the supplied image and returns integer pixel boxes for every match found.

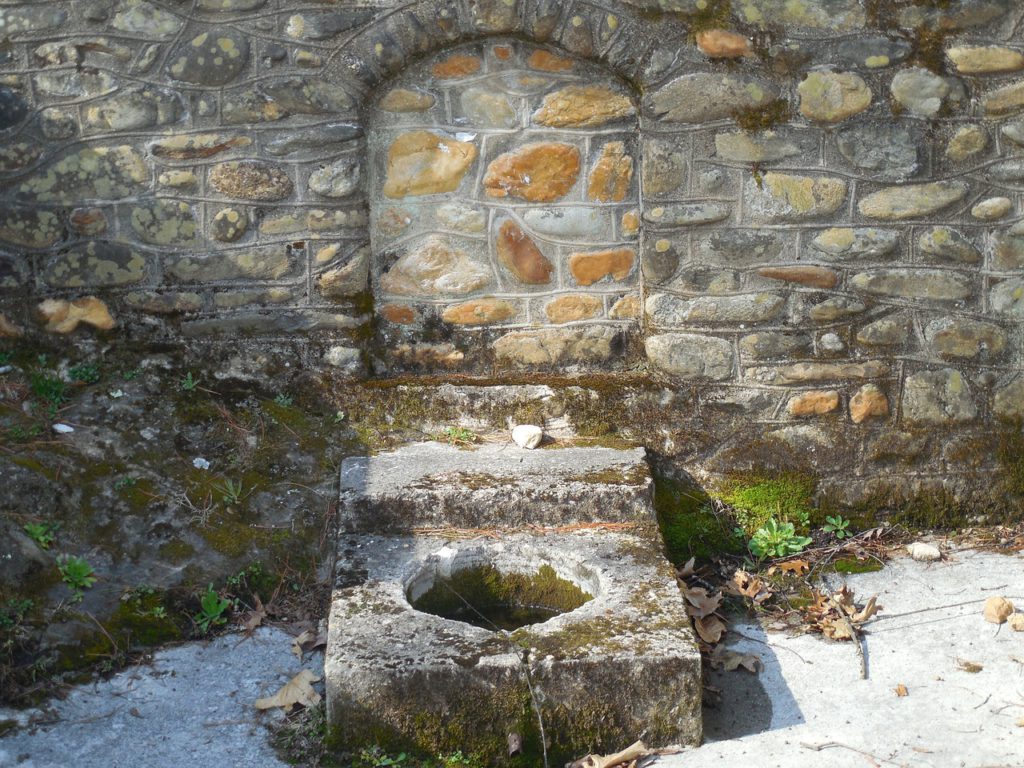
[338,441,653,532]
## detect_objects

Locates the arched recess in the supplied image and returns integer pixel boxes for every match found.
[315,0,691,372]
[365,39,641,372]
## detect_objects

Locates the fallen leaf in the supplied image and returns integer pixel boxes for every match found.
[683,587,723,619]
[729,570,769,601]
[1009,613,1024,632]
[956,658,983,674]
[241,595,267,638]
[677,557,696,579]
[291,627,328,660]
[895,683,908,697]
[712,647,761,674]
[983,596,1015,625]
[255,669,322,712]
[821,616,855,641]
[852,595,880,624]
[774,559,809,575]
[695,615,727,644]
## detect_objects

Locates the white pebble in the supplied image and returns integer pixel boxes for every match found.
[52,423,74,434]
[907,541,941,561]
[511,424,543,450]
[193,457,210,470]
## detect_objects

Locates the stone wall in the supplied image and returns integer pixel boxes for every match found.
[2,0,1024,510]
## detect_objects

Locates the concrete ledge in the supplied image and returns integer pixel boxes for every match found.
[338,442,652,531]
[326,529,702,763]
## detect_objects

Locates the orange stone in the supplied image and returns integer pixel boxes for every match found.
[380,304,416,324]
[621,210,640,236]
[533,85,634,128]
[432,54,481,79]
[0,312,23,338]
[37,296,115,333]
[787,390,840,416]
[569,247,636,286]
[383,131,477,198]
[545,294,603,324]
[442,297,516,325]
[493,45,513,61]
[378,88,435,112]
[850,383,889,424]
[609,294,640,319]
[527,50,573,72]
[484,142,580,202]
[588,141,633,202]
[496,220,554,284]
[758,265,839,289]
[696,29,753,58]
[69,207,107,236]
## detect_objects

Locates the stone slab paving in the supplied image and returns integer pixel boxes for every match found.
[0,627,305,768]
[668,548,1024,768]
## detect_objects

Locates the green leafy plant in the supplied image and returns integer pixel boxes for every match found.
[30,372,66,412]
[437,426,477,446]
[273,392,293,407]
[8,424,42,441]
[748,519,812,560]
[359,747,409,767]
[23,522,59,549]
[113,476,137,491]
[58,555,97,597]
[194,584,230,633]
[214,478,244,505]
[822,514,851,540]
[0,599,33,631]
[121,368,141,381]
[180,372,199,391]
[68,363,100,384]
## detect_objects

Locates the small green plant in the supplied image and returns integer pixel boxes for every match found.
[0,350,12,365]
[214,478,244,505]
[822,514,851,540]
[113,476,137,491]
[273,392,294,407]
[194,584,230,633]
[359,747,409,767]
[748,519,812,560]
[23,522,59,549]
[722,474,816,536]
[58,555,97,597]
[68,363,100,384]
[8,424,42,441]
[122,368,141,381]
[30,372,66,410]
[0,599,33,630]
[438,426,477,445]
[180,372,198,391]
[333,410,346,424]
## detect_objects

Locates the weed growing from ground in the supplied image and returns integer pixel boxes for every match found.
[23,522,59,549]
[214,478,244,505]
[748,519,812,560]
[273,392,294,407]
[194,584,230,633]
[823,515,851,540]
[68,364,100,384]
[58,555,97,599]
[180,372,199,391]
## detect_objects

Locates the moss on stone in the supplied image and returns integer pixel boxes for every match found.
[411,564,592,625]
[830,556,885,575]
[652,474,740,563]
[719,472,816,535]
[731,98,792,132]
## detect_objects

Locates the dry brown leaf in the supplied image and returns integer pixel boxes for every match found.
[956,658,983,674]
[712,647,761,674]
[677,557,696,579]
[255,669,321,712]
[1009,613,1024,632]
[983,596,1015,624]
[821,616,855,641]
[568,740,650,768]
[291,628,328,660]
[895,683,908,697]
[852,595,880,624]
[683,587,723,619]
[695,615,727,644]
[774,559,809,575]
[240,595,267,638]
[729,570,769,600]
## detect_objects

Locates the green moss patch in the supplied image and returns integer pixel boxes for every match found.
[720,473,816,535]
[652,474,740,563]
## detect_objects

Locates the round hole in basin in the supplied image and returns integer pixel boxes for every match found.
[408,563,593,632]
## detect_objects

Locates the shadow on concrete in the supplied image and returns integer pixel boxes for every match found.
[702,619,804,741]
